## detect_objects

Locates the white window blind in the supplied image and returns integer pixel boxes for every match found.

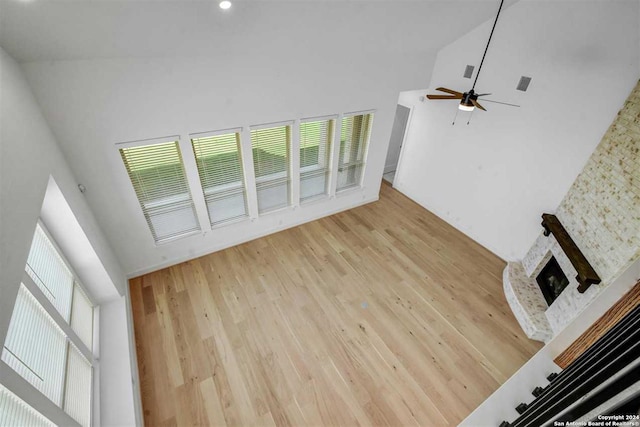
[120,140,200,243]
[300,118,334,201]
[337,113,373,191]
[191,132,249,226]
[251,125,292,213]
[0,383,55,427]
[64,344,92,427]
[26,224,74,321]
[70,284,93,350]
[2,285,68,406]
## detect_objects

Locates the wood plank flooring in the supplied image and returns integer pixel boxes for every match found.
[130,183,542,426]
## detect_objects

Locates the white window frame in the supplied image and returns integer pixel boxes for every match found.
[250,120,294,215]
[117,135,202,244]
[299,114,337,203]
[335,110,375,194]
[189,127,251,228]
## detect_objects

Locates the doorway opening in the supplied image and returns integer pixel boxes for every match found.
[383,104,411,185]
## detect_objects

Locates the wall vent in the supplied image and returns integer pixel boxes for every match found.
[463,65,474,79]
[517,76,532,91]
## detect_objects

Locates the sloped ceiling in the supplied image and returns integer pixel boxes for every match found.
[395,0,640,261]
[0,0,521,274]
[0,0,516,62]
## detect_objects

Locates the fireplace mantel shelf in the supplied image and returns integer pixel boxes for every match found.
[541,213,601,293]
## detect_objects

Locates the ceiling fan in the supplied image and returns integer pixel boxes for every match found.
[426,0,518,113]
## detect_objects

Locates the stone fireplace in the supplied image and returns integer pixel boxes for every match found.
[504,80,640,343]
[504,224,603,343]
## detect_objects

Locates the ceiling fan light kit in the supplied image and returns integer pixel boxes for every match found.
[459,101,475,112]
[426,0,520,119]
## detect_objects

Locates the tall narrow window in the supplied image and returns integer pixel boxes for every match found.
[191,131,248,226]
[251,124,292,213]
[300,118,334,202]
[120,140,200,243]
[26,223,74,321]
[337,113,373,191]
[2,223,95,427]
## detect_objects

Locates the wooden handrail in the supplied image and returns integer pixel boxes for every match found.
[555,281,640,368]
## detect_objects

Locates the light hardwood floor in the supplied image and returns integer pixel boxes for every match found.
[130,183,542,426]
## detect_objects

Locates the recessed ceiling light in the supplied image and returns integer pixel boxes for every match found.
[219,1,231,10]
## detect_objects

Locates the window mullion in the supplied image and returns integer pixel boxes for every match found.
[290,120,301,206]
[59,340,70,412]
[178,134,211,231]
[20,273,94,364]
[240,127,260,219]
[328,115,343,197]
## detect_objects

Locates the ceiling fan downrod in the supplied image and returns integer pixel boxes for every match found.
[472,0,505,91]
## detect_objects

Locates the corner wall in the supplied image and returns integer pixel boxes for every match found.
[0,46,137,426]
[394,0,640,261]
[0,45,126,349]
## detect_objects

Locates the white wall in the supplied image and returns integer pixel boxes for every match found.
[0,47,136,426]
[0,45,126,352]
[99,297,137,427]
[461,257,640,426]
[394,0,640,261]
[40,177,120,303]
[21,49,436,276]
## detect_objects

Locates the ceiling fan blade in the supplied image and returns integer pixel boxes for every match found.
[476,93,492,97]
[426,94,463,100]
[481,99,521,107]
[435,87,463,96]
[471,99,487,111]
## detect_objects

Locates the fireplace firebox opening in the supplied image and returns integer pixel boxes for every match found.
[536,256,570,306]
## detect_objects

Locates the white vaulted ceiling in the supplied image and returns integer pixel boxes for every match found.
[0,1,516,63]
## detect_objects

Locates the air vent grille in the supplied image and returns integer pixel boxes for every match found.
[464,65,474,79]
[517,76,532,91]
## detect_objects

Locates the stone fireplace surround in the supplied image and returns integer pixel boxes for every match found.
[503,80,640,343]
[504,231,602,343]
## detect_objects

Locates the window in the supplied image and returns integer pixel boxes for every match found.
[251,124,292,213]
[64,343,93,427]
[26,224,74,321]
[300,118,334,201]
[2,285,68,406]
[0,383,55,427]
[120,140,200,243]
[191,131,248,226]
[71,285,94,350]
[2,223,95,427]
[337,113,373,191]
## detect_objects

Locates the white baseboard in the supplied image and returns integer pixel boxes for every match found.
[126,195,379,278]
